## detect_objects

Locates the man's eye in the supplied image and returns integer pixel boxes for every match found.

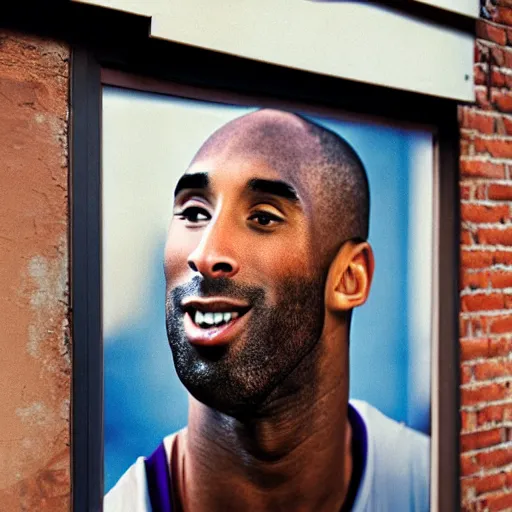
[175,206,211,223]
[248,211,283,227]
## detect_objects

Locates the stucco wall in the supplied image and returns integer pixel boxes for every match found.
[0,30,70,510]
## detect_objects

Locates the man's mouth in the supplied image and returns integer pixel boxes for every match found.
[181,298,251,346]
[191,310,240,329]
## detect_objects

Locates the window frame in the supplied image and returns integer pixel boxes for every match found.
[70,30,461,512]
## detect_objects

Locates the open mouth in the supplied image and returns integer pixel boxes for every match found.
[181,298,251,345]
[191,310,240,328]
[185,304,251,328]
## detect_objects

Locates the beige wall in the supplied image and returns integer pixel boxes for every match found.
[72,0,475,101]
[0,30,70,511]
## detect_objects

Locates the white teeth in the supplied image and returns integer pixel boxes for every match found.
[192,310,240,328]
[195,311,204,325]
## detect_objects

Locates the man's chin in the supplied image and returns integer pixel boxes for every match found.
[184,381,270,418]
[173,357,274,417]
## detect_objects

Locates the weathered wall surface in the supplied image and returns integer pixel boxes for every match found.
[459,3,512,511]
[0,30,70,510]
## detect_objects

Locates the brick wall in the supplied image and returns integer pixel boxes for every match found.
[0,30,70,510]
[459,4,512,511]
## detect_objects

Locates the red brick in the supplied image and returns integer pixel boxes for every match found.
[476,183,488,199]
[460,159,506,178]
[460,315,471,337]
[490,270,512,289]
[503,77,512,92]
[463,367,474,388]
[461,139,471,156]
[495,6,512,26]
[477,41,491,63]
[477,87,492,110]
[462,250,495,269]
[461,365,473,385]
[461,129,475,141]
[494,250,512,265]
[461,269,490,290]
[474,138,486,153]
[475,137,512,159]
[480,491,512,512]
[489,314,512,334]
[461,452,480,476]
[461,203,510,223]
[474,359,512,380]
[488,338,512,358]
[476,447,512,470]
[462,410,478,432]
[492,89,512,114]
[477,20,507,45]
[461,183,472,200]
[475,44,482,63]
[461,473,506,498]
[461,382,510,406]
[496,116,507,135]
[469,315,491,336]
[461,428,504,452]
[478,227,512,246]
[461,229,472,245]
[475,65,487,86]
[491,46,504,66]
[461,338,490,361]
[460,109,495,133]
[477,404,509,426]
[492,68,508,88]
[461,293,505,312]
[499,116,512,135]
[488,183,512,200]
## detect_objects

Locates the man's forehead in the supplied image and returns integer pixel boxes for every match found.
[187,151,282,179]
[181,150,312,201]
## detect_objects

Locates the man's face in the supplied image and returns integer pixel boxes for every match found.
[164,148,327,416]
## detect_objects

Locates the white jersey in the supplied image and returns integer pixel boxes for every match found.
[105,400,430,512]
[349,400,430,512]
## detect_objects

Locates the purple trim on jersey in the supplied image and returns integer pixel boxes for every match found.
[341,403,368,511]
[143,407,367,512]
[144,442,173,512]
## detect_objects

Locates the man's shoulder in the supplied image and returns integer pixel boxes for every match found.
[104,431,181,512]
[350,399,429,448]
[104,455,149,512]
[349,399,430,512]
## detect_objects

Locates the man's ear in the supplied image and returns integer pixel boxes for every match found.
[325,240,375,313]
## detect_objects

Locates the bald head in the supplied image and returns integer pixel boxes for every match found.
[190,108,370,259]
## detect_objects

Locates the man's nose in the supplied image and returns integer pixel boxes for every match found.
[187,219,240,279]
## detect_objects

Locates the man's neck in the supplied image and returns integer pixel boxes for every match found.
[175,339,352,512]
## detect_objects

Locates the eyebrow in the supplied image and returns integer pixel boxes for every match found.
[248,178,299,202]
[174,172,209,197]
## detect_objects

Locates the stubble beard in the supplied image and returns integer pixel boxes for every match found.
[165,274,326,417]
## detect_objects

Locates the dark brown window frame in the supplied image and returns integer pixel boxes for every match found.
[70,21,462,512]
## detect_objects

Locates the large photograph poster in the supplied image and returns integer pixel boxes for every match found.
[102,85,434,510]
